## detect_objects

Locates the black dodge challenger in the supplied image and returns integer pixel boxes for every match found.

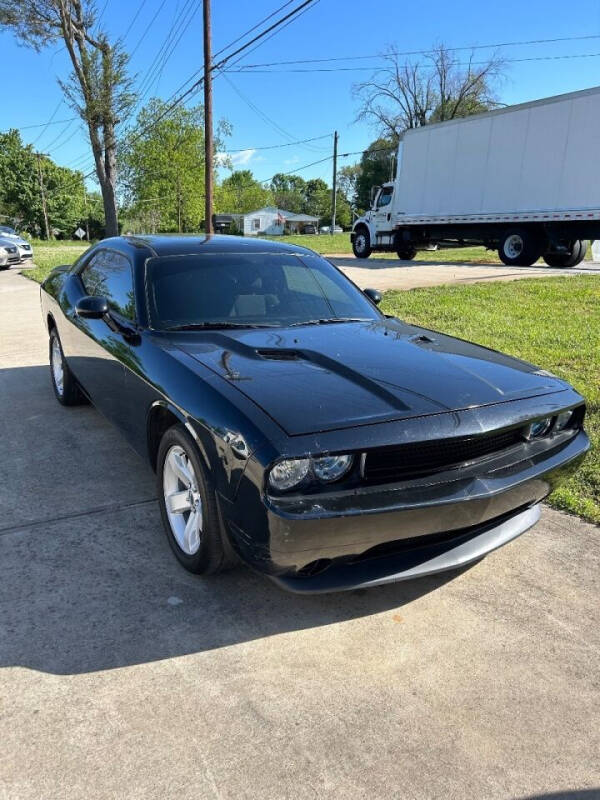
[40,235,589,592]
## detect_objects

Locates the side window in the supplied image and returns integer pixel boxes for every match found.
[377,187,393,208]
[81,250,136,321]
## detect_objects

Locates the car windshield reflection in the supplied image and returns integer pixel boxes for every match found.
[146,252,381,331]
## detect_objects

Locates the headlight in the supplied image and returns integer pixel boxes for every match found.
[555,410,574,431]
[268,454,354,491]
[268,458,310,491]
[312,454,353,482]
[526,417,552,439]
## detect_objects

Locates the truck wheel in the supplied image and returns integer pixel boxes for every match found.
[543,240,588,268]
[498,229,543,267]
[352,228,371,259]
[396,245,417,261]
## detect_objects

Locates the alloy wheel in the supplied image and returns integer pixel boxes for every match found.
[51,336,64,396]
[163,445,203,555]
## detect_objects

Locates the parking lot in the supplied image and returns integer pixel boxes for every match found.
[1,266,599,799]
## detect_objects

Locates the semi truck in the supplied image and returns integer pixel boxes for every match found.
[351,86,600,267]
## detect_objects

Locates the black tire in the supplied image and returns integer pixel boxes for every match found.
[49,328,86,406]
[543,240,588,268]
[157,424,236,575]
[498,228,543,267]
[352,227,372,259]
[396,245,417,260]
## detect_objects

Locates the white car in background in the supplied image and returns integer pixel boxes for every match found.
[0,225,34,263]
[0,237,20,269]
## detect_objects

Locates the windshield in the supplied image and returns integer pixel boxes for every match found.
[146,252,380,330]
[0,226,16,236]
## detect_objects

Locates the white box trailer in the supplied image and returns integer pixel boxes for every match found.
[351,86,600,266]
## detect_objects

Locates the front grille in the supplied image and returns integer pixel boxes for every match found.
[362,427,524,482]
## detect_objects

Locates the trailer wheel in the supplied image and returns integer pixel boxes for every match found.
[352,227,371,259]
[498,229,543,267]
[396,245,417,261]
[543,240,588,268]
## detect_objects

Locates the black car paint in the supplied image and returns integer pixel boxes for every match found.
[40,235,589,591]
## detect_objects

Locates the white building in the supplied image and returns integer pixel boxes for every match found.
[216,207,319,236]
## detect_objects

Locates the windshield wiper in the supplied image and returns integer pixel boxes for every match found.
[165,322,276,331]
[288,317,371,327]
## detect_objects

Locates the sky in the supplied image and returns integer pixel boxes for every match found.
[1,0,600,190]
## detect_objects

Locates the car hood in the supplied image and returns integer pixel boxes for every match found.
[173,319,566,435]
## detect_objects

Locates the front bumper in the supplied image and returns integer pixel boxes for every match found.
[224,429,589,593]
[273,504,541,593]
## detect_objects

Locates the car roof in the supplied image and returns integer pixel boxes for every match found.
[107,233,318,258]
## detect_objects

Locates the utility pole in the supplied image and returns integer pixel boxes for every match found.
[330,130,338,235]
[36,153,51,241]
[203,0,214,235]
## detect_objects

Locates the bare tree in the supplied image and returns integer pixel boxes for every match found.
[354,44,506,142]
[0,0,135,236]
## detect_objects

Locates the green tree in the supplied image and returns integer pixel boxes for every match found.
[0,129,86,236]
[303,178,329,220]
[216,170,272,214]
[121,100,229,232]
[0,0,136,237]
[354,138,396,213]
[270,174,306,213]
[337,164,361,210]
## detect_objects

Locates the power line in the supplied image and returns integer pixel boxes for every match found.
[4,116,77,132]
[122,0,151,40]
[124,0,319,151]
[225,51,600,74]
[226,133,331,153]
[43,119,78,151]
[229,33,600,70]
[30,100,63,146]
[256,154,332,183]
[212,0,297,58]
[129,0,170,58]
[38,0,319,203]
[219,70,329,153]
[224,0,320,69]
[132,0,201,106]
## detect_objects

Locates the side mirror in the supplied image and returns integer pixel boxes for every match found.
[369,185,381,208]
[75,295,109,319]
[364,288,382,305]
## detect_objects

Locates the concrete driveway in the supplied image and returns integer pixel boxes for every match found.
[329,255,600,292]
[1,269,599,800]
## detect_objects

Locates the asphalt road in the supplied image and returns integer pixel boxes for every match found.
[1,268,599,800]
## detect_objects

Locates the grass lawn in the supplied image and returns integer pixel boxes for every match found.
[261,232,504,263]
[25,240,90,283]
[381,277,599,524]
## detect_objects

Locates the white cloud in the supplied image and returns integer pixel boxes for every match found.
[283,154,300,166]
[216,149,257,168]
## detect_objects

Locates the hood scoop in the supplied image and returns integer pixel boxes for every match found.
[256,348,303,361]
[410,334,436,345]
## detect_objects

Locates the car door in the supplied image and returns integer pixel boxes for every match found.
[67,249,137,428]
[371,186,394,236]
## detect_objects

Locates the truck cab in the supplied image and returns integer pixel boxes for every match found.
[351,183,417,261]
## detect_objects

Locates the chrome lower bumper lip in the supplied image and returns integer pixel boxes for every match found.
[271,504,541,594]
